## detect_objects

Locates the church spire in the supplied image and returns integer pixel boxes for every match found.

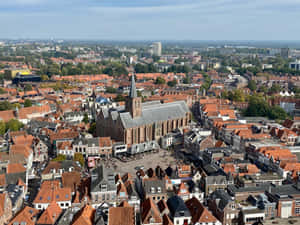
[129,75,137,98]
[126,74,142,118]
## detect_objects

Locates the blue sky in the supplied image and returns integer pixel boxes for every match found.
[0,0,299,40]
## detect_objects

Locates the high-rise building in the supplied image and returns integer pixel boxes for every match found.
[281,48,290,58]
[151,42,162,56]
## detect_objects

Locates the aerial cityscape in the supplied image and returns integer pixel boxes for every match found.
[1,1,300,225]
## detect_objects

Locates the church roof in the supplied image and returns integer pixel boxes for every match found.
[120,100,189,129]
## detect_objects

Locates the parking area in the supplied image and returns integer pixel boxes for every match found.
[111,149,179,175]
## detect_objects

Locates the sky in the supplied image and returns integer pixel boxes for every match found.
[0,0,299,40]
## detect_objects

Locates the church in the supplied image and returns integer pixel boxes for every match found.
[96,76,191,146]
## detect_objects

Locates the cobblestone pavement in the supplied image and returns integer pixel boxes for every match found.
[112,149,179,175]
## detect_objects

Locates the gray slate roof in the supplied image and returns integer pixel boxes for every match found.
[167,195,191,218]
[210,189,233,211]
[73,137,99,147]
[91,165,116,193]
[120,101,189,129]
[143,179,166,195]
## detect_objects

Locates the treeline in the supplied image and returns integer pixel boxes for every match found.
[37,62,128,77]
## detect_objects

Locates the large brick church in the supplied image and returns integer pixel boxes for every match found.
[96,76,191,146]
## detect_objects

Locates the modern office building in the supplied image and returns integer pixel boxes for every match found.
[289,60,300,71]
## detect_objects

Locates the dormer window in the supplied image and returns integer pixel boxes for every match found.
[151,187,155,193]
[157,187,161,193]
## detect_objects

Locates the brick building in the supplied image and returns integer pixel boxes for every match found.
[96,76,191,146]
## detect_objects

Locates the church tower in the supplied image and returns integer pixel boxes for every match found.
[125,75,142,118]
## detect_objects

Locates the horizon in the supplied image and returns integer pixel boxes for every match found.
[1,0,300,40]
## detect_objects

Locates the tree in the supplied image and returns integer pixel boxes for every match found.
[0,120,5,135]
[0,88,7,94]
[24,99,32,107]
[82,113,89,124]
[155,77,166,85]
[74,153,85,167]
[114,94,125,102]
[167,79,177,87]
[41,75,49,81]
[268,106,287,120]
[258,86,268,94]
[269,84,281,94]
[24,84,32,92]
[106,87,117,93]
[52,154,66,162]
[247,80,257,92]
[183,76,191,84]
[6,119,23,132]
[0,101,12,111]
[243,95,287,120]
[244,95,269,117]
[227,89,246,102]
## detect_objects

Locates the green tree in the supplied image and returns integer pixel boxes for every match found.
[0,101,12,111]
[183,76,191,84]
[247,80,257,92]
[52,154,66,162]
[167,79,177,87]
[244,95,268,117]
[106,87,117,93]
[24,84,32,92]
[41,75,49,81]
[0,88,7,94]
[0,120,5,135]
[268,106,287,120]
[74,153,85,167]
[114,94,125,102]
[258,86,268,94]
[155,77,166,85]
[269,84,281,94]
[24,99,32,107]
[82,113,89,124]
[6,119,24,131]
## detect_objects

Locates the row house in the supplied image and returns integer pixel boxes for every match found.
[115,174,140,211]
[57,141,74,157]
[232,129,271,151]
[8,206,39,225]
[108,202,136,225]
[270,127,298,146]
[33,180,72,210]
[208,189,239,225]
[279,162,300,180]
[41,161,82,180]
[0,192,13,225]
[90,165,117,208]
[186,197,222,225]
[36,201,62,225]
[142,178,167,203]
[17,104,56,124]
[32,137,49,163]
[73,137,112,159]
